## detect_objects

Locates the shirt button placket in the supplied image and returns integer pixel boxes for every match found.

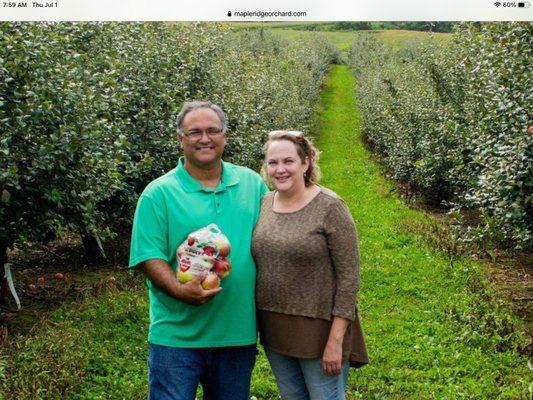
[214,192,221,214]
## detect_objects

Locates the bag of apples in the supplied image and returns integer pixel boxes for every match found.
[176,224,232,289]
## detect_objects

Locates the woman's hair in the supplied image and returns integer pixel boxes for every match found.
[261,130,321,187]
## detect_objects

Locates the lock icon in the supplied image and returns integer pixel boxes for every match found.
[227,11,232,16]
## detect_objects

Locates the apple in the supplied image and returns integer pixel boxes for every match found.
[37,276,45,285]
[201,273,220,290]
[214,238,231,257]
[54,272,64,280]
[177,270,195,283]
[213,258,231,279]
[187,236,195,246]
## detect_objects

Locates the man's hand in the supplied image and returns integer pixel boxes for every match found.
[141,259,222,306]
[176,273,222,305]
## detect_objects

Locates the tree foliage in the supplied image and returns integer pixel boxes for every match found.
[350,23,532,249]
[0,22,335,265]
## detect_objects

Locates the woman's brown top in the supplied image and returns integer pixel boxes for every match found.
[252,187,368,367]
[253,188,359,321]
[257,310,369,367]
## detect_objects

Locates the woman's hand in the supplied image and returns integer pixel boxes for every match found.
[322,316,350,376]
[322,337,343,376]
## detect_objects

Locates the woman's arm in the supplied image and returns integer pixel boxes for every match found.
[322,198,360,375]
[324,199,360,321]
[323,316,350,375]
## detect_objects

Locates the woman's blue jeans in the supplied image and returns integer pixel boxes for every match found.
[265,348,350,400]
[148,343,257,400]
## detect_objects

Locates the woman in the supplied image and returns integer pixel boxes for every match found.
[252,130,368,400]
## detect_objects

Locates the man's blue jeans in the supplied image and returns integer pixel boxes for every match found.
[265,348,349,400]
[148,343,257,400]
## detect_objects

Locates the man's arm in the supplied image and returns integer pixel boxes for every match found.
[142,259,222,305]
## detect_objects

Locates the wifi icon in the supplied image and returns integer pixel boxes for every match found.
[494,1,501,6]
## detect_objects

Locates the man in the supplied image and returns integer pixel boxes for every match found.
[129,101,268,400]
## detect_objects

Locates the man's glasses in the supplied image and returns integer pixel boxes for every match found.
[267,130,304,139]
[181,128,225,140]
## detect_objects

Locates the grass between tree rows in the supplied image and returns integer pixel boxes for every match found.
[1,65,529,399]
[313,65,529,399]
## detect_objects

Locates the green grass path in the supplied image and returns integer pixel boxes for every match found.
[1,65,529,400]
[313,64,529,399]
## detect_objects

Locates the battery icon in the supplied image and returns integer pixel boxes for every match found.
[518,2,530,6]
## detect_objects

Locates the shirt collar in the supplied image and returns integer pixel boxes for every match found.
[175,157,240,193]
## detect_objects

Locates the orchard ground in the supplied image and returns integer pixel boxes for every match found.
[1,26,531,399]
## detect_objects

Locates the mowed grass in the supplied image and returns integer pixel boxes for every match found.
[0,285,278,399]
[265,29,360,51]
[1,65,529,399]
[268,29,450,51]
[373,29,451,50]
[314,65,529,399]
[228,23,451,51]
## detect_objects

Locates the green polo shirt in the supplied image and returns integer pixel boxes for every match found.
[129,157,268,347]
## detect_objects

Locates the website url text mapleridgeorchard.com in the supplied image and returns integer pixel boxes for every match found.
[231,10,307,18]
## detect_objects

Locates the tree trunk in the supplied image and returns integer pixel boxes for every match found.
[0,240,9,307]
[81,234,104,260]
